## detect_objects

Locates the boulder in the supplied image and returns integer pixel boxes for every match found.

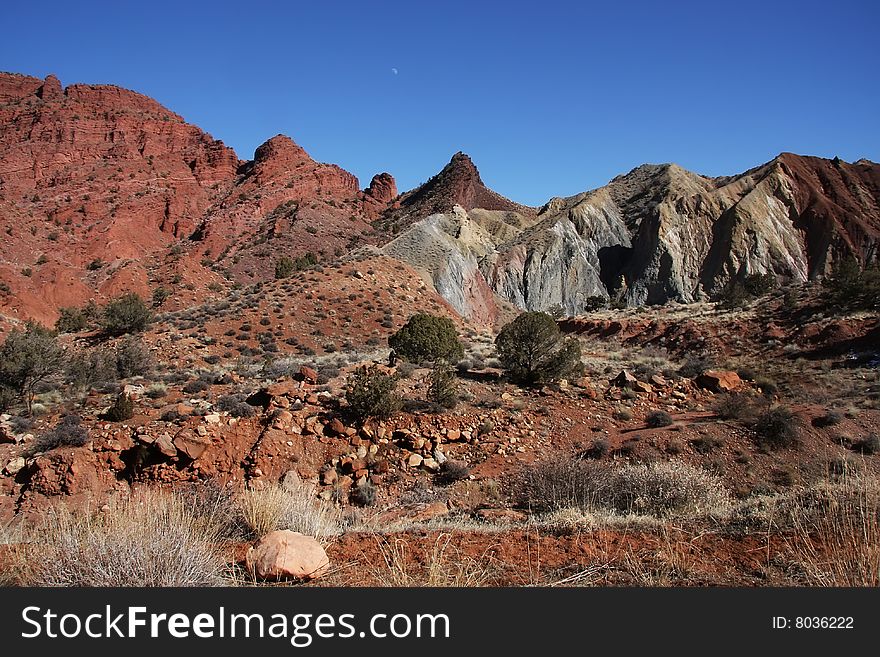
[298,366,319,384]
[611,370,639,389]
[245,530,330,581]
[695,370,742,393]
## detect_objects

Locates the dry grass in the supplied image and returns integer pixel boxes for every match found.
[517,455,731,519]
[11,491,230,586]
[366,533,500,586]
[784,475,880,586]
[238,480,340,543]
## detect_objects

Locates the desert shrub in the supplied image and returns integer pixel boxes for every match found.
[517,455,729,518]
[17,490,226,586]
[754,406,800,450]
[389,313,464,363]
[677,355,713,379]
[736,366,758,381]
[238,480,339,541]
[717,273,777,308]
[0,385,16,413]
[183,379,209,394]
[55,306,88,333]
[851,435,880,456]
[754,376,778,396]
[274,253,317,279]
[813,410,844,428]
[0,321,64,415]
[114,335,152,378]
[427,361,458,409]
[102,293,152,336]
[516,455,610,512]
[216,394,256,418]
[494,311,582,385]
[29,415,88,453]
[145,383,168,399]
[152,287,170,307]
[65,347,117,389]
[608,461,731,518]
[582,438,609,459]
[583,295,608,312]
[645,410,673,427]
[344,365,401,422]
[437,460,471,485]
[105,392,134,421]
[350,481,377,507]
[783,476,880,585]
[713,393,754,420]
[691,433,725,454]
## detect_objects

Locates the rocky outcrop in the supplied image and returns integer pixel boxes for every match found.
[366,172,398,204]
[383,153,880,320]
[245,530,330,581]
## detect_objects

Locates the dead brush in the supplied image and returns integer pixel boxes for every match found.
[783,474,880,586]
[366,533,500,587]
[12,490,230,586]
[238,480,341,543]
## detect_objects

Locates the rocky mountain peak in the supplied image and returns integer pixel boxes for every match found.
[366,172,398,203]
[37,73,63,100]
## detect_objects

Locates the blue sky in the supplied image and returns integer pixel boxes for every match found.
[2,0,878,205]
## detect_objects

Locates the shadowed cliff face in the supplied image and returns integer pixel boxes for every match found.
[383,154,880,321]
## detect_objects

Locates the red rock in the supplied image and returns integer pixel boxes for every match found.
[298,366,319,384]
[327,418,346,436]
[611,370,639,388]
[695,370,742,393]
[365,172,398,204]
[245,530,330,581]
[172,431,211,460]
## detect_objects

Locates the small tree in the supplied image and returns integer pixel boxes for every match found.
[824,257,880,310]
[274,256,295,280]
[345,365,401,422]
[388,313,464,363]
[55,306,88,333]
[427,360,458,409]
[0,321,64,415]
[102,293,152,336]
[495,311,582,385]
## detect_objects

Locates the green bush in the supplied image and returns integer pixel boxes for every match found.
[55,306,88,333]
[494,311,582,385]
[275,252,318,279]
[344,365,401,422]
[152,287,170,307]
[823,257,880,311]
[427,361,458,409]
[102,293,152,336]
[388,313,464,363]
[0,321,64,415]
